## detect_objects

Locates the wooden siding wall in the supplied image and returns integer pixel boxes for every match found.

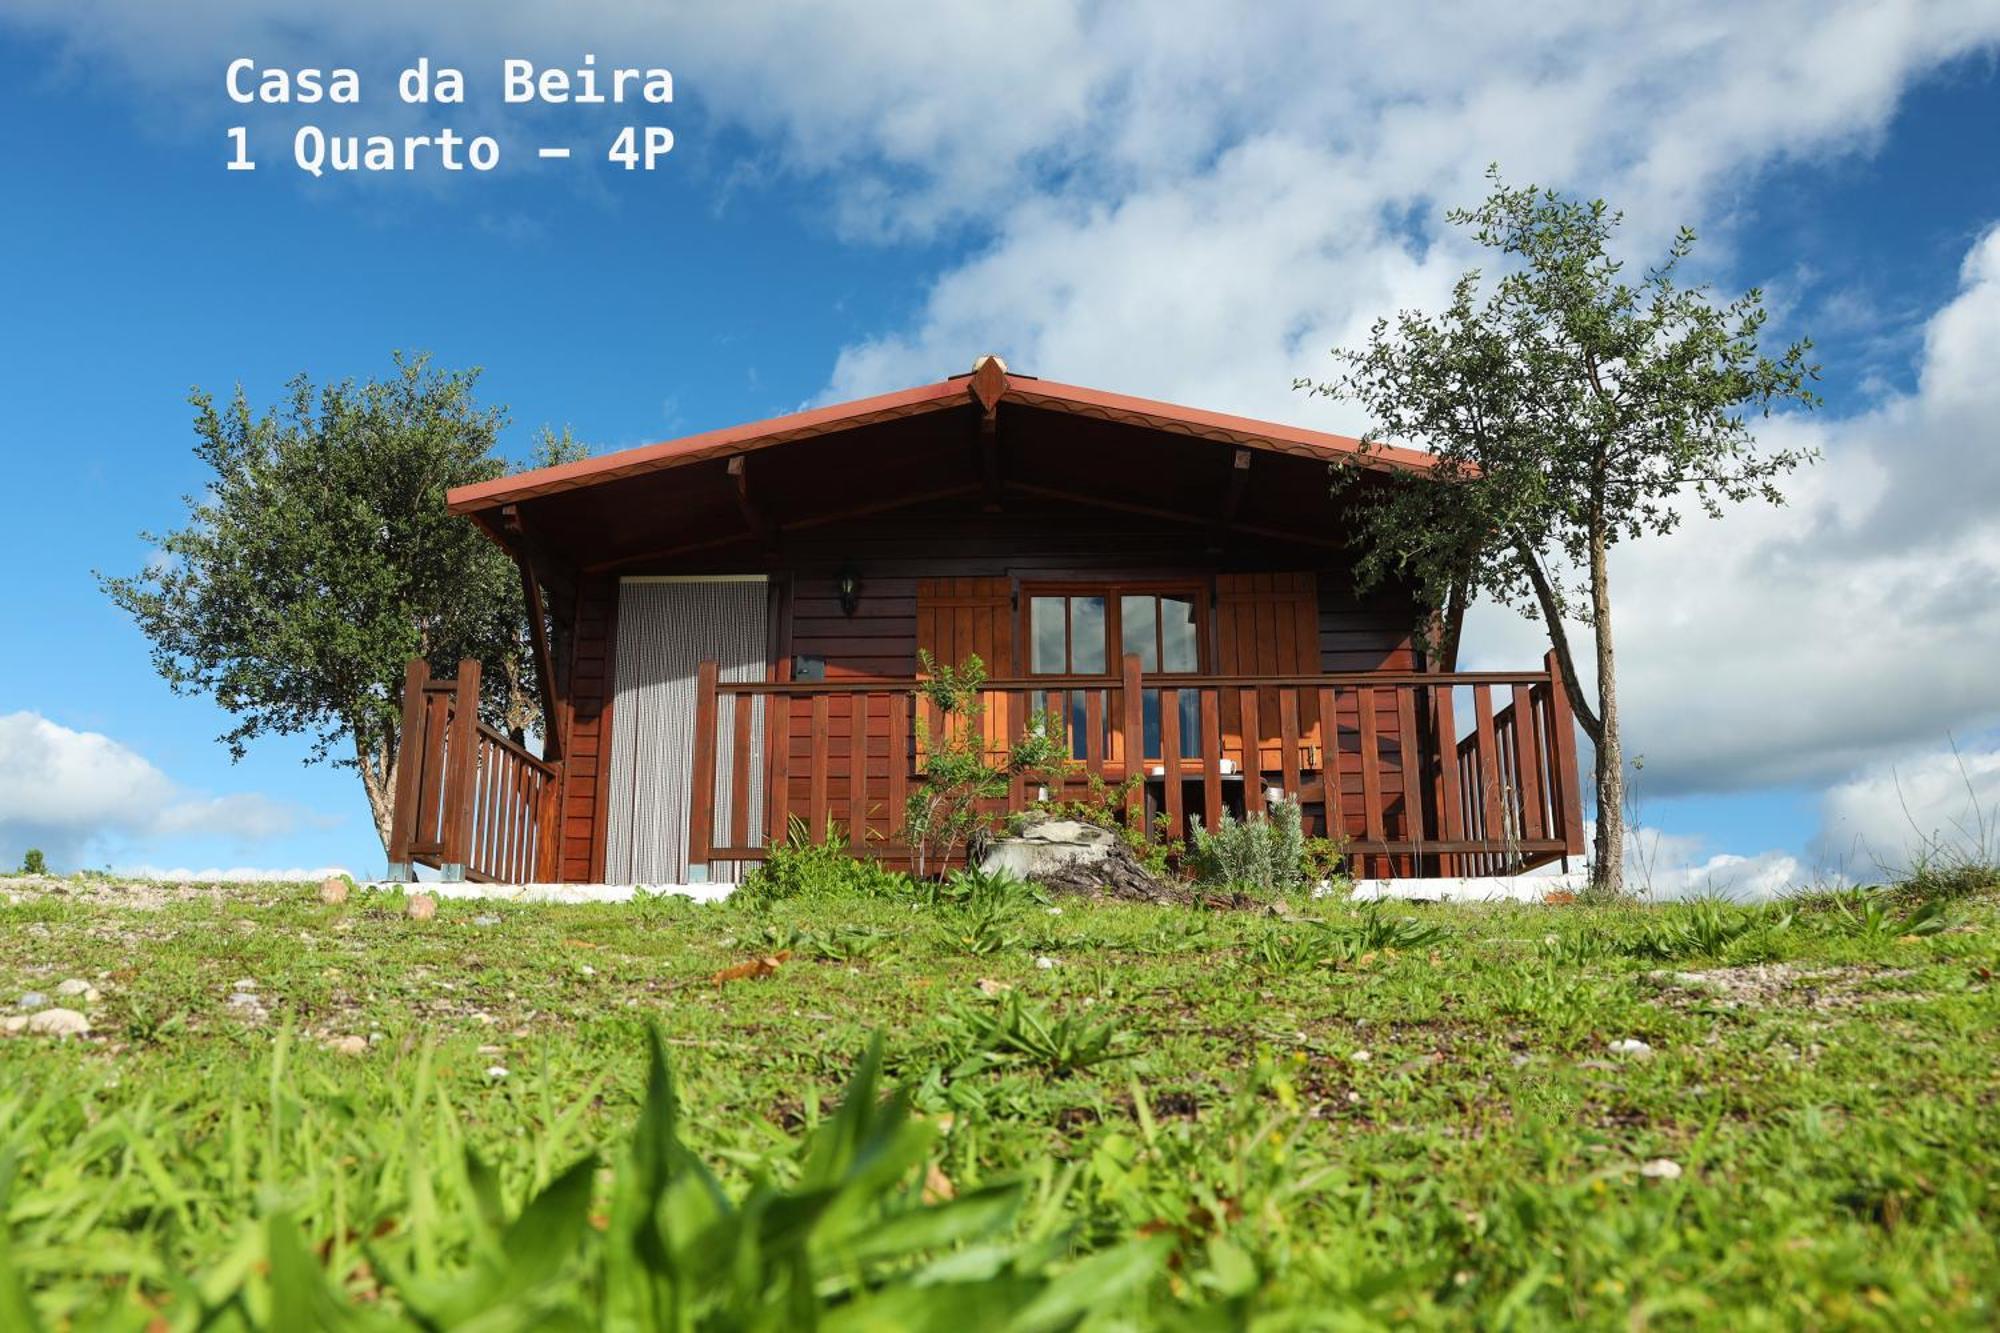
[557,576,615,882]
[555,497,1422,878]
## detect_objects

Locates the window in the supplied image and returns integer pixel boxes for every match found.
[1024,584,1205,677]
[1024,583,1206,761]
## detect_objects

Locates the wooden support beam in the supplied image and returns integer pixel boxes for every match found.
[1208,448,1253,551]
[726,454,780,553]
[496,505,578,627]
[513,553,564,763]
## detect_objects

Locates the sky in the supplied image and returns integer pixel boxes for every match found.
[1,2,1997,893]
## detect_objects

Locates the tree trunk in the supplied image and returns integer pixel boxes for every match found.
[355,730,397,859]
[1587,522,1624,896]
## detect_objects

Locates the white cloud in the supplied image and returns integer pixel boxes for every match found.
[1813,737,2000,874]
[112,864,353,882]
[0,711,316,871]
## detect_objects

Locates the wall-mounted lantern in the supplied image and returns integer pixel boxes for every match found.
[836,564,862,616]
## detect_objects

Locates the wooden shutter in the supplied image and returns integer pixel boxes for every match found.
[1215,573,1321,774]
[914,578,1015,765]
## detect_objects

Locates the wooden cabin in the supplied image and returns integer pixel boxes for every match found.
[385,357,1584,886]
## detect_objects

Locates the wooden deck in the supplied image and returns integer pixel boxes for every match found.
[692,652,1584,879]
[388,652,1584,884]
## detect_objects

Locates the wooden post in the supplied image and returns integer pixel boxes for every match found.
[1545,651,1587,859]
[385,658,430,880]
[442,659,482,882]
[1159,687,1183,837]
[1121,653,1145,829]
[689,660,720,873]
[1200,688,1223,833]
[1510,684,1545,846]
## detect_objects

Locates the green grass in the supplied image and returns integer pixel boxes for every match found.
[2,880,1997,1328]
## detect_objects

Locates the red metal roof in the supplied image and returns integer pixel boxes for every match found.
[446,365,1436,514]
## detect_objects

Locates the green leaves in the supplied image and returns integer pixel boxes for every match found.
[97,352,574,854]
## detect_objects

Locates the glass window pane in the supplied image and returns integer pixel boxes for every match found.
[1070,597,1106,673]
[1068,692,1089,760]
[1121,595,1159,671]
[1031,597,1066,673]
[1141,688,1162,760]
[1160,595,1199,672]
[1179,688,1202,759]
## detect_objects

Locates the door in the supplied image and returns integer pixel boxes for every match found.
[603,576,769,883]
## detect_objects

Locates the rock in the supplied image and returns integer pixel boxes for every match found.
[328,1035,368,1057]
[1034,955,1058,970]
[55,978,99,1003]
[319,876,350,905]
[1350,1050,1373,1063]
[1609,1038,1654,1059]
[485,1065,509,1080]
[472,913,501,927]
[976,978,1012,997]
[407,894,437,921]
[26,1007,89,1038]
[1639,1158,1683,1181]
[477,1043,504,1056]
[978,813,1179,902]
[17,992,47,1011]
[231,979,259,992]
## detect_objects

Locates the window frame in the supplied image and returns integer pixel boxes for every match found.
[1019,580,1209,679]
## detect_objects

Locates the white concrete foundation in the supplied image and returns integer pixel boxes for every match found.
[1349,872,1585,903]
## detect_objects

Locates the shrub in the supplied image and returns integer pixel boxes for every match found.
[18,848,46,876]
[1189,800,1305,896]
[735,816,912,906]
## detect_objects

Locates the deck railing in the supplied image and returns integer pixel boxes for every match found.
[693,653,1585,879]
[386,658,561,883]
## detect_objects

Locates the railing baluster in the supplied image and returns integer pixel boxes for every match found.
[1433,683,1464,878]
[768,693,792,848]
[1121,654,1145,829]
[1544,651,1586,858]
[1473,686,1503,876]
[1397,686,1425,877]
[1159,686,1183,838]
[731,691,754,853]
[809,693,831,843]
[1278,688,1301,803]
[689,660,719,870]
[849,692,868,847]
[887,690,908,844]
[1241,686,1264,817]
[1510,684,1545,845]
[1317,685,1342,848]
[1200,687,1223,833]
[1358,686,1386,877]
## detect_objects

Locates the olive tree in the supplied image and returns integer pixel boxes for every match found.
[1301,171,1818,895]
[101,353,583,857]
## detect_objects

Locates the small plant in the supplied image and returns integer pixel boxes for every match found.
[952,992,1140,1077]
[736,816,912,905]
[18,848,47,876]
[933,900,1026,957]
[1189,800,1306,896]
[904,653,1074,878]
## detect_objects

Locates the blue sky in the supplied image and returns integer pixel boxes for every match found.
[2,5,1997,889]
